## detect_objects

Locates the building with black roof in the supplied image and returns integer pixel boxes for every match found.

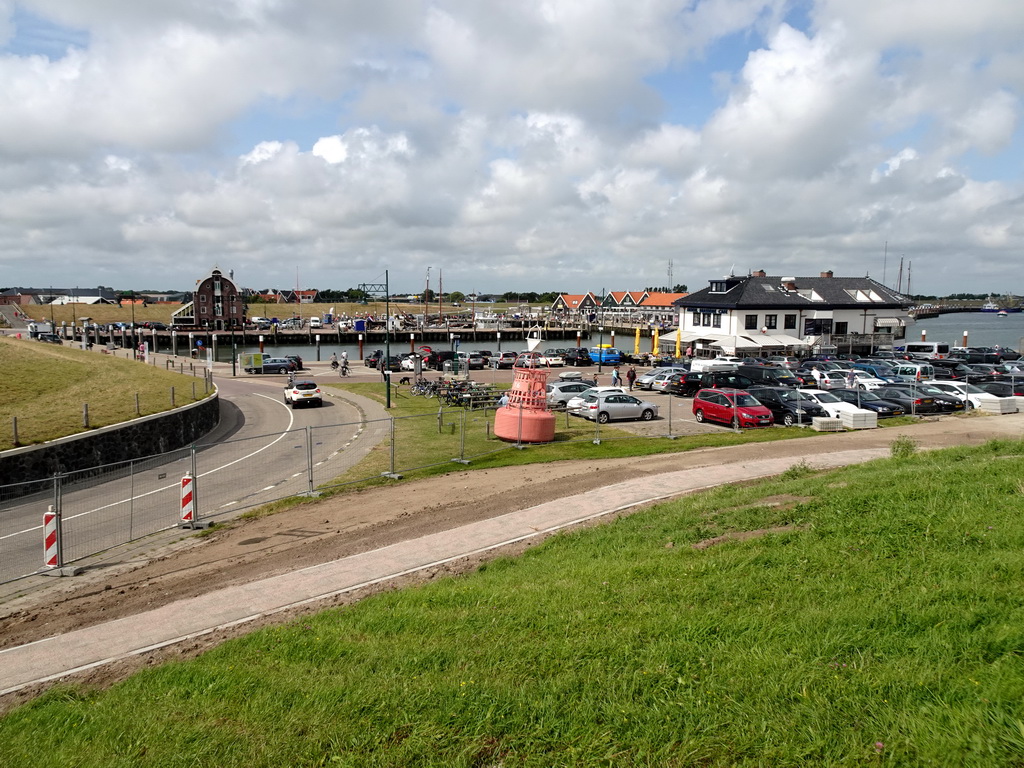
[667,269,910,356]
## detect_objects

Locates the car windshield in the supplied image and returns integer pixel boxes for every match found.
[846,391,881,401]
[778,390,811,403]
[814,392,841,403]
[731,394,760,407]
[963,384,986,394]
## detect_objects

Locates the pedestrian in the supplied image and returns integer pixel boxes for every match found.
[685,345,693,360]
[626,366,637,391]
[330,352,339,370]
[611,365,622,387]
[811,366,823,387]
[499,391,510,407]
[846,368,857,389]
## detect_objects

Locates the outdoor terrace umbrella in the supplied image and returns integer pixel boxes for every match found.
[652,327,660,355]
[634,327,641,356]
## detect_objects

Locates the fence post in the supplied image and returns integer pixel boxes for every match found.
[453,408,470,464]
[192,381,196,400]
[170,386,175,407]
[82,403,89,428]
[306,425,315,496]
[382,417,402,479]
[135,393,140,415]
[666,393,676,439]
[11,416,17,447]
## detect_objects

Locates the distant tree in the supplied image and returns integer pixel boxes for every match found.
[449,291,466,304]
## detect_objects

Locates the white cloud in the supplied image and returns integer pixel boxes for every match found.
[0,1,1023,295]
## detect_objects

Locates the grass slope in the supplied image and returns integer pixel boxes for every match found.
[0,336,212,449]
[3,440,1024,766]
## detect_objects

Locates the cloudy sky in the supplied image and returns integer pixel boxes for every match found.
[1,1,1022,297]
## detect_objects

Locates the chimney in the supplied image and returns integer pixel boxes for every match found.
[752,269,766,278]
[820,270,834,278]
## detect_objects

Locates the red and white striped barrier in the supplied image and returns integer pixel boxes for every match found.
[43,506,60,568]
[180,473,195,525]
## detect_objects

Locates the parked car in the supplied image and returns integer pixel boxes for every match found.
[491,351,517,369]
[766,356,801,368]
[650,369,686,392]
[792,388,870,418]
[542,349,565,367]
[635,367,677,390]
[453,351,485,370]
[930,360,991,383]
[252,357,296,374]
[576,392,659,423]
[692,388,774,429]
[474,350,494,365]
[285,354,304,370]
[871,385,941,415]
[829,388,905,418]
[566,386,625,412]
[36,333,63,343]
[666,371,706,398]
[977,380,1024,398]
[746,386,828,426]
[546,380,598,408]
[283,380,323,408]
[927,381,1001,410]
[883,383,965,413]
[736,364,803,388]
[563,348,593,366]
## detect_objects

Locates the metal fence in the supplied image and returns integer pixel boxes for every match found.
[0,400,725,585]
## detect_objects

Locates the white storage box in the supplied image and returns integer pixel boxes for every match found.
[840,409,878,429]
[811,417,844,432]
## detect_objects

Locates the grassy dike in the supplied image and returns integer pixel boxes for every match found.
[0,336,212,449]
[3,437,1024,766]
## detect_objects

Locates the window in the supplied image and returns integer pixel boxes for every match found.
[702,313,712,327]
[835,321,848,334]
[784,314,796,330]
[744,314,758,330]
[199,294,207,303]
[712,313,721,328]
[765,314,778,329]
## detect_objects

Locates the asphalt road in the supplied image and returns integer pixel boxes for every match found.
[0,364,373,584]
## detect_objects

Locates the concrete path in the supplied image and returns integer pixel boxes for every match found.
[2,413,1023,696]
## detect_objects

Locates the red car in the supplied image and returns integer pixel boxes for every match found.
[692,388,774,429]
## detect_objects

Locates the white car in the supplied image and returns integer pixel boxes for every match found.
[283,380,323,408]
[832,369,886,390]
[927,381,1001,410]
[565,386,625,413]
[542,349,565,367]
[796,388,870,418]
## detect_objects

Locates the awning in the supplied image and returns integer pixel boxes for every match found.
[758,333,810,347]
[874,318,905,327]
[710,335,769,351]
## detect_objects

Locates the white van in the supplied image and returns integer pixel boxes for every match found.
[890,362,935,382]
[309,316,323,329]
[903,342,951,360]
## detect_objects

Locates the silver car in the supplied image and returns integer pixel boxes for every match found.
[635,367,676,390]
[546,380,598,408]
[577,392,659,423]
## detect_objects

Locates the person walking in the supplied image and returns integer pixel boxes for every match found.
[611,365,622,388]
[626,366,637,391]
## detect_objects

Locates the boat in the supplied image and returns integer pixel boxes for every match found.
[980,295,1022,313]
[998,310,1009,318]
[980,297,1000,313]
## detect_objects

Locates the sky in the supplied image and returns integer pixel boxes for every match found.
[1,1,1023,298]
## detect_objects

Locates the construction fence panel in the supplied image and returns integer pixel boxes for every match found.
[310,417,392,492]
[58,449,192,564]
[0,477,57,583]
[191,427,314,520]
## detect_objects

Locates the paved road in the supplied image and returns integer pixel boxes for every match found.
[0,355,382,583]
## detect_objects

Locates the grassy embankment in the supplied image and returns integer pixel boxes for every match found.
[0,336,213,449]
[3,437,1024,765]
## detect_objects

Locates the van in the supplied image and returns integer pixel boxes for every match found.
[589,346,622,364]
[890,362,935,382]
[309,316,322,329]
[903,342,951,360]
[737,364,803,388]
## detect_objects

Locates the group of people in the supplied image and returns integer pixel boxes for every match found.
[609,365,638,390]
[329,351,349,376]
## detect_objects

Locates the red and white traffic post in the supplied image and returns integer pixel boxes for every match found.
[43,505,62,569]
[180,473,196,527]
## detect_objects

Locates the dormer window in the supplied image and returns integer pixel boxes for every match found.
[710,281,728,293]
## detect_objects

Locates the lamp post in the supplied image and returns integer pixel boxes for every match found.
[597,325,604,374]
[130,291,136,356]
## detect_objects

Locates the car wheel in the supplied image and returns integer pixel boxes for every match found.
[597,412,610,424]
[694,409,705,423]
[279,367,289,374]
[641,409,654,421]
[783,413,796,426]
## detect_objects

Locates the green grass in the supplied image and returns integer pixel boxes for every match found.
[319,382,814,492]
[5,440,1024,765]
[0,336,213,448]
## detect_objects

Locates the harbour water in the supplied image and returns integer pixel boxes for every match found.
[909,312,1024,351]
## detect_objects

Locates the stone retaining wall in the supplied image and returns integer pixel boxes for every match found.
[0,393,220,493]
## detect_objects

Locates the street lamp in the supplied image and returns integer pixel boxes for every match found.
[130,291,136,356]
[598,325,604,373]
